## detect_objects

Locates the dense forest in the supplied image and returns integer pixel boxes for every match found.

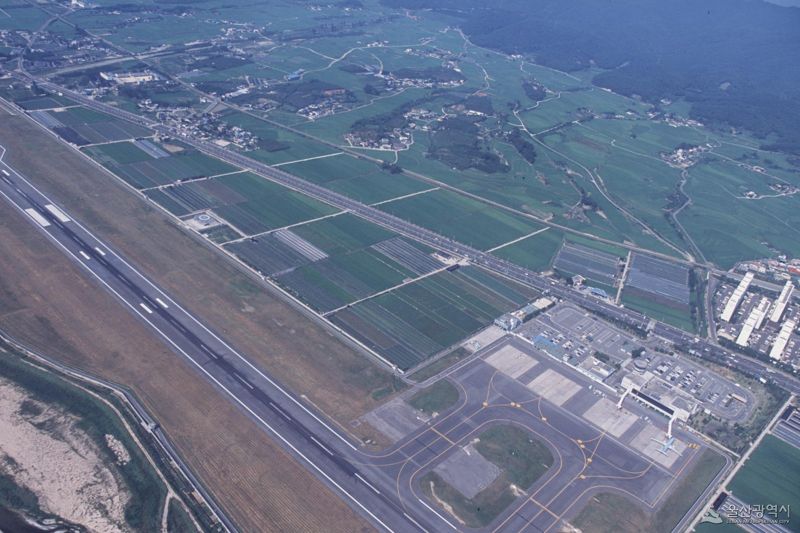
[382,0,800,154]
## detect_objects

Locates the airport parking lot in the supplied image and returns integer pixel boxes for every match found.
[512,303,754,422]
[636,352,753,421]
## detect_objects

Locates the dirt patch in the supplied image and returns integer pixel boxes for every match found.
[0,379,130,531]
[0,113,396,426]
[0,186,371,532]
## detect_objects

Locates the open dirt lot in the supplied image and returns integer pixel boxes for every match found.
[0,378,130,531]
[0,187,371,532]
[0,113,396,428]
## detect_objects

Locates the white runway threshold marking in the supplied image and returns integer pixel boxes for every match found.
[79,250,91,260]
[44,203,70,223]
[139,302,153,314]
[24,208,50,227]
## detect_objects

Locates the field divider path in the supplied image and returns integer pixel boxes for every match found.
[369,186,440,207]
[322,263,455,318]
[220,209,348,245]
[615,250,632,304]
[485,227,549,253]
[272,152,344,167]
[138,169,248,192]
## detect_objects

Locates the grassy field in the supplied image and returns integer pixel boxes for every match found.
[571,448,726,533]
[292,212,396,254]
[728,435,800,528]
[276,247,415,312]
[493,228,564,271]
[421,424,553,528]
[571,492,652,533]
[409,347,471,382]
[166,498,198,533]
[378,189,543,251]
[279,153,431,204]
[84,141,237,189]
[652,449,727,532]
[149,171,340,234]
[408,379,459,415]
[475,425,554,489]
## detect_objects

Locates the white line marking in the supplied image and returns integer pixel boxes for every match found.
[403,512,428,532]
[198,343,219,359]
[355,473,380,495]
[24,208,50,227]
[79,250,91,260]
[369,187,439,207]
[94,246,106,256]
[1,169,9,176]
[309,435,334,456]
[417,498,457,530]
[234,373,254,390]
[155,297,168,308]
[139,302,153,314]
[44,203,71,223]
[272,152,343,167]
[269,401,291,421]
[0,163,398,533]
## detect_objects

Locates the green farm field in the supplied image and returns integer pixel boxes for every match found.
[28,0,798,270]
[279,154,431,204]
[621,291,695,333]
[84,141,237,189]
[378,189,543,251]
[330,266,540,369]
[728,435,800,529]
[147,171,339,234]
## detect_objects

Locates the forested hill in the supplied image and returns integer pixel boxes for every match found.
[382,0,800,154]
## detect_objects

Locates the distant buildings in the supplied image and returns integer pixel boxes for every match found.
[770,319,797,360]
[100,71,157,85]
[770,280,795,323]
[721,271,754,322]
[735,297,770,347]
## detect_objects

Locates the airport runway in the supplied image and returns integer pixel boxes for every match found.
[0,148,440,533]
